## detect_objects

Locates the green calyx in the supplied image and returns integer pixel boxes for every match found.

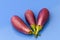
[29,30,34,34]
[31,24,36,32]
[34,25,42,37]
[30,24,42,37]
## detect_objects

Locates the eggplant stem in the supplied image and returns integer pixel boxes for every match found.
[31,24,36,32]
[28,30,32,35]
[34,25,42,37]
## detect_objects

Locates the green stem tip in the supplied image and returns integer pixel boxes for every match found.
[34,25,42,37]
[31,24,36,32]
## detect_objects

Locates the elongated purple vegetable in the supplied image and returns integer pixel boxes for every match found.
[35,8,49,36]
[11,15,32,34]
[25,10,36,32]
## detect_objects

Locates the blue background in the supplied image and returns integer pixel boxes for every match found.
[0,0,60,40]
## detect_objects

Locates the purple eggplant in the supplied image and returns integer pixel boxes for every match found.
[11,15,32,34]
[35,8,49,36]
[25,9,36,32]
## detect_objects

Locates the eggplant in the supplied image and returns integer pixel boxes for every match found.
[35,8,49,36]
[25,10,36,32]
[11,15,32,34]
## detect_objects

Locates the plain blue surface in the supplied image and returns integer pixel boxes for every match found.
[0,0,60,40]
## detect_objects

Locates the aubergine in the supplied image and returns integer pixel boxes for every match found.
[11,15,32,34]
[25,10,36,32]
[35,8,49,36]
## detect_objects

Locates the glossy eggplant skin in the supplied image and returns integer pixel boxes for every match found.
[11,15,32,34]
[35,8,49,37]
[37,8,49,26]
[25,10,36,31]
[25,10,36,25]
